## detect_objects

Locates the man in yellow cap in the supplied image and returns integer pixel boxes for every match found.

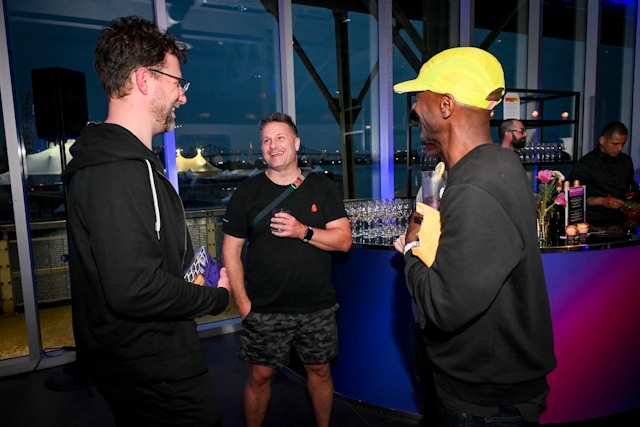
[395,47,556,426]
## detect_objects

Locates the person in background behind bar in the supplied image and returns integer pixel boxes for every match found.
[567,122,638,224]
[221,112,352,427]
[499,119,528,151]
[393,47,556,427]
[61,16,230,427]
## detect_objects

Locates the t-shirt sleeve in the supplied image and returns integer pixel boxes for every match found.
[319,175,347,224]
[222,185,249,239]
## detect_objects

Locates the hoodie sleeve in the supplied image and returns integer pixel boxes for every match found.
[404,183,523,332]
[73,160,228,320]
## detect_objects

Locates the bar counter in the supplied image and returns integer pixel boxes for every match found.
[326,231,640,424]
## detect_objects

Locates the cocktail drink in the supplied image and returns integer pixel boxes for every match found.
[422,165,447,210]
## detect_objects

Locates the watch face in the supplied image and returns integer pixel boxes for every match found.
[304,227,313,241]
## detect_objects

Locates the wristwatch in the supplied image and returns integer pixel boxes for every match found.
[302,226,314,242]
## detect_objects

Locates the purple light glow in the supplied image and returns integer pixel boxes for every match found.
[541,247,640,423]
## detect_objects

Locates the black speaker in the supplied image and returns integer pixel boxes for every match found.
[31,67,89,140]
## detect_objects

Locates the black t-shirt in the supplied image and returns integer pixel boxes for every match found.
[222,172,347,314]
[567,147,637,223]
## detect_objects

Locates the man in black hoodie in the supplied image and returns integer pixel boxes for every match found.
[394,47,556,426]
[61,16,230,427]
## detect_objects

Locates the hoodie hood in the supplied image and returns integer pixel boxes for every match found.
[62,123,164,184]
[62,122,166,240]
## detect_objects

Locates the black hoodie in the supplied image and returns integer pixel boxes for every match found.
[62,123,229,385]
[404,145,556,408]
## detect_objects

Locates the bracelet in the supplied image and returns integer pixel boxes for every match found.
[404,241,420,255]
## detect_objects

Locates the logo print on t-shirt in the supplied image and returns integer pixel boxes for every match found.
[311,204,318,212]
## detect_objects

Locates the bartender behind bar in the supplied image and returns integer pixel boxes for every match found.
[567,122,638,224]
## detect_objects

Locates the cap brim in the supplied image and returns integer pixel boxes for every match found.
[393,78,429,94]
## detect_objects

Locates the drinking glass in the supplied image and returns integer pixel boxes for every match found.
[421,170,447,210]
[271,208,290,233]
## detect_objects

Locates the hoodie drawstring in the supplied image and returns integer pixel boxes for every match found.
[145,160,161,240]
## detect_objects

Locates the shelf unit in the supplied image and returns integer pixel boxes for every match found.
[404,88,581,199]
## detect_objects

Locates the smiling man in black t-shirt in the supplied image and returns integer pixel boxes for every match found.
[221,112,351,427]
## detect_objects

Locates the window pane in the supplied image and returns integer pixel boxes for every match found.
[541,0,586,166]
[596,0,636,152]
[168,0,279,209]
[292,1,378,199]
[475,0,529,144]
[475,0,529,89]
[0,88,28,362]
[392,1,451,198]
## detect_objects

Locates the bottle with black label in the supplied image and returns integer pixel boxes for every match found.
[548,181,566,244]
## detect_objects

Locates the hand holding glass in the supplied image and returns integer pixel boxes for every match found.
[422,170,447,210]
[271,208,291,233]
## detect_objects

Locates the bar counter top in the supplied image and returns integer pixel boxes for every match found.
[351,228,640,253]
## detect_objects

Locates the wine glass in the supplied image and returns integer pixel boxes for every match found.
[416,145,427,166]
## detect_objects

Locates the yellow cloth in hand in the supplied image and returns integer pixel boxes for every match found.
[411,202,441,267]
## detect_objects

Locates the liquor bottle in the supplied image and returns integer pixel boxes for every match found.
[548,210,566,244]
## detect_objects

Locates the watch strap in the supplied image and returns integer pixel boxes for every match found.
[404,241,420,255]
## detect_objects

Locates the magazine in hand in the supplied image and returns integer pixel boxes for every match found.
[184,246,209,282]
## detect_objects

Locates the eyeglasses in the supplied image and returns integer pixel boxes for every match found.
[508,128,526,133]
[147,69,190,93]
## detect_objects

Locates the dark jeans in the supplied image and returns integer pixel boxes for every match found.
[96,371,221,427]
[437,396,538,427]
[410,320,438,427]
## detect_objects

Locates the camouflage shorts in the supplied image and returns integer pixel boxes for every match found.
[238,304,339,369]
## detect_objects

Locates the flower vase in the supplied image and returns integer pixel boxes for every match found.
[538,214,550,247]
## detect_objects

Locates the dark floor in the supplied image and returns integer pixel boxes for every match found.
[0,331,420,427]
[0,331,638,427]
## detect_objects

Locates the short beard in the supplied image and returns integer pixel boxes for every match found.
[512,138,526,149]
[162,111,175,133]
[151,100,176,134]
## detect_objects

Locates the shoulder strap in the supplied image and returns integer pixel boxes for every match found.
[249,171,309,233]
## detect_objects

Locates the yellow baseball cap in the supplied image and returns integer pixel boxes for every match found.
[393,47,505,110]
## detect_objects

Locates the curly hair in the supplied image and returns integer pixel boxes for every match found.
[94,16,188,98]
[259,112,298,137]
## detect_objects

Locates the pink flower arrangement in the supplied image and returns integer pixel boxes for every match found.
[537,169,555,183]
[536,170,566,243]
